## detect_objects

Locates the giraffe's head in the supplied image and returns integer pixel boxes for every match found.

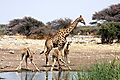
[77,15,86,25]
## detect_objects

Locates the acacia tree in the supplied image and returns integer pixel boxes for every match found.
[92,3,120,22]
[92,3,120,43]
[6,17,72,39]
[7,17,45,36]
[46,18,72,35]
[29,18,72,38]
[46,18,72,30]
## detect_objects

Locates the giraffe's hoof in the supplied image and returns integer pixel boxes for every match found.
[37,69,40,72]
[69,67,72,70]
[16,67,19,70]
[50,68,53,71]
[68,61,70,64]
[15,68,18,70]
[46,62,50,66]
[59,67,62,71]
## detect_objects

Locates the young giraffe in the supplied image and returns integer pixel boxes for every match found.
[16,47,39,71]
[64,41,72,63]
[40,15,85,65]
[50,48,71,71]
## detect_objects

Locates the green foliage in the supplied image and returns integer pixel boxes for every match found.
[98,22,120,44]
[75,59,120,80]
[0,24,7,35]
[72,26,100,35]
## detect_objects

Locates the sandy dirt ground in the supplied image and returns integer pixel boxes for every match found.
[0,35,120,72]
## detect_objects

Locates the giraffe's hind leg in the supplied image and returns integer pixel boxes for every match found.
[45,47,52,66]
[25,55,28,69]
[45,52,49,66]
[44,38,53,66]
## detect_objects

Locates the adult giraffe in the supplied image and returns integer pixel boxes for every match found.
[40,15,85,65]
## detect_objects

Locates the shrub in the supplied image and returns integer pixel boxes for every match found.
[98,22,120,44]
[0,24,7,35]
[75,59,120,80]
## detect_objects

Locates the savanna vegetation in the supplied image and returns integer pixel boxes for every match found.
[98,22,120,44]
[92,3,120,44]
[92,4,120,22]
[0,16,98,39]
[0,3,119,41]
[0,17,72,39]
[72,3,120,80]
[0,24,6,35]
[0,2,120,80]
[74,58,120,80]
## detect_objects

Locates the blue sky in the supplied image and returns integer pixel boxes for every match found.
[0,0,119,25]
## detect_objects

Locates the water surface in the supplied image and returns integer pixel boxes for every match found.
[0,71,78,80]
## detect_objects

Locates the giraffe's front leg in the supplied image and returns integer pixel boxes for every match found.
[58,59,62,71]
[16,60,23,70]
[16,55,26,70]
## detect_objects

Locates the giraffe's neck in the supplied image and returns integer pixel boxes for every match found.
[63,18,80,37]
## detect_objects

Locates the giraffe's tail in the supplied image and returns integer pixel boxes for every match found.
[40,51,44,54]
[40,45,46,54]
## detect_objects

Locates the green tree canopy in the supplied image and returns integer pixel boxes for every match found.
[98,22,120,43]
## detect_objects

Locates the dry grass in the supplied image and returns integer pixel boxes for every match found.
[0,35,120,71]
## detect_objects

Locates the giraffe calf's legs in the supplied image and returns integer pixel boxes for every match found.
[31,61,40,71]
[16,59,24,70]
[16,48,39,71]
[64,41,71,63]
[16,53,26,70]
[59,58,71,70]
[50,49,71,71]
[51,58,56,71]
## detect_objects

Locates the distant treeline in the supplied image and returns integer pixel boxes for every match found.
[0,17,98,39]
